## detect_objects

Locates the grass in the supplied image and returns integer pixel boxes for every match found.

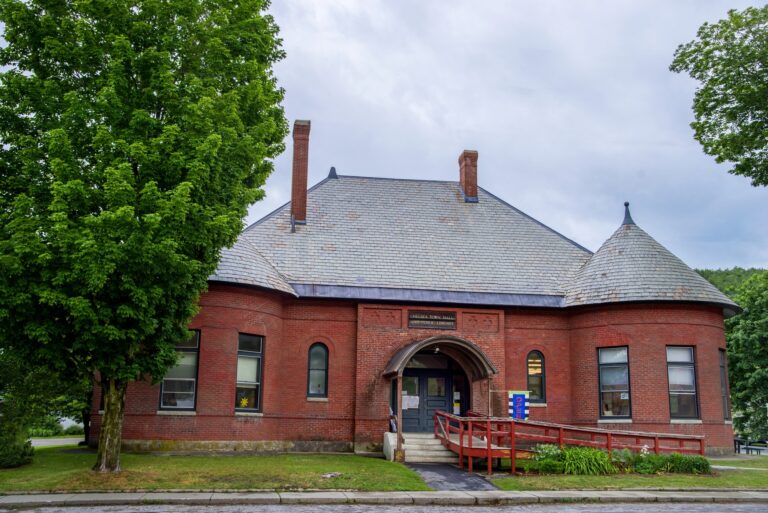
[0,446,429,493]
[493,457,768,491]
[711,457,768,469]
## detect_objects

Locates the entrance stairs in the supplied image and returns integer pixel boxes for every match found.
[402,433,458,464]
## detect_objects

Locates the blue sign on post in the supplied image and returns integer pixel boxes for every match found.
[508,390,529,420]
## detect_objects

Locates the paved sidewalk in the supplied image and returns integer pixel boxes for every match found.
[1,490,767,508]
[407,463,498,491]
[29,437,83,448]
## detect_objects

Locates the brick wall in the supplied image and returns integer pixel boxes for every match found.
[91,287,733,454]
[567,303,732,452]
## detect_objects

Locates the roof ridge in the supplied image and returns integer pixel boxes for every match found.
[243,175,334,232]
[478,186,593,255]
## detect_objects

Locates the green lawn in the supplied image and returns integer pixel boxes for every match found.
[493,457,768,491]
[0,446,429,492]
[712,457,768,469]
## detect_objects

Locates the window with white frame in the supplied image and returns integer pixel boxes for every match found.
[235,334,263,412]
[667,346,699,419]
[598,346,631,418]
[159,330,200,410]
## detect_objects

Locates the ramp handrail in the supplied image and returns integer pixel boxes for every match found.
[434,410,705,475]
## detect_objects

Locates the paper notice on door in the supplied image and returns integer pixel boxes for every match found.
[403,395,420,409]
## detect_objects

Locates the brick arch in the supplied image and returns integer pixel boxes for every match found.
[382,335,497,381]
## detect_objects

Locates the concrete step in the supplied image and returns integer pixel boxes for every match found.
[405,449,456,458]
[402,438,443,447]
[403,433,435,440]
[403,443,451,450]
[406,455,459,463]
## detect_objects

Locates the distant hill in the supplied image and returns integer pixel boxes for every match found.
[696,267,765,299]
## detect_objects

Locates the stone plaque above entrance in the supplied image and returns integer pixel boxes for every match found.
[408,311,457,330]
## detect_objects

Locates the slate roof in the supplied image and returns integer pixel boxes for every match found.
[210,239,296,295]
[564,210,737,310]
[211,174,736,312]
[211,174,592,306]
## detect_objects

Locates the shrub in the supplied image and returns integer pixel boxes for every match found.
[562,446,617,475]
[28,416,64,437]
[631,452,712,475]
[533,444,562,461]
[63,424,85,436]
[0,439,34,468]
[538,459,565,474]
[610,448,638,473]
[634,454,671,474]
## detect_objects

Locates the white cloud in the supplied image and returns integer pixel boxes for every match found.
[249,0,766,269]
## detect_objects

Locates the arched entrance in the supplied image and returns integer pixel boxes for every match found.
[383,336,497,434]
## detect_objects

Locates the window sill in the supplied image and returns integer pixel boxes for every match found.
[529,403,547,408]
[235,411,263,417]
[670,419,702,424]
[306,397,328,402]
[157,410,196,416]
[598,419,632,424]
[725,420,733,425]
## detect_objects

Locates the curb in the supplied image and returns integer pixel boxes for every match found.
[1,490,768,508]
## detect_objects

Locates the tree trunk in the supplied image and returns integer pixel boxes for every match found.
[93,377,127,473]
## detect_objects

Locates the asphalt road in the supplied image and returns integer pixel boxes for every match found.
[3,504,765,513]
[30,438,84,447]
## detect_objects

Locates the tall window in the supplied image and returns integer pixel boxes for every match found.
[719,349,731,420]
[160,330,200,410]
[526,351,545,403]
[598,347,631,418]
[307,343,328,398]
[236,334,264,412]
[667,346,699,419]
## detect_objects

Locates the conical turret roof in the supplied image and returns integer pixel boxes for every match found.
[565,203,737,312]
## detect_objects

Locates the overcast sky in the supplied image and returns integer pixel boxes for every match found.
[248,0,767,270]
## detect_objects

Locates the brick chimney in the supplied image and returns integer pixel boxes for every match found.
[458,150,478,203]
[291,120,311,224]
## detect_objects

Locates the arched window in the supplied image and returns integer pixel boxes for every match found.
[307,343,329,398]
[526,351,545,403]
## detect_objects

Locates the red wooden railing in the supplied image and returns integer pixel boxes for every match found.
[434,410,705,475]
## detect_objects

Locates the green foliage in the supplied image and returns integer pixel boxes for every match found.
[28,416,65,438]
[561,447,617,476]
[671,6,768,186]
[670,6,768,186]
[727,270,768,439]
[0,0,287,471]
[533,444,562,461]
[610,448,636,473]
[611,449,711,475]
[537,459,565,475]
[667,453,711,474]
[632,453,710,475]
[64,425,85,436]
[634,454,672,474]
[0,439,34,468]
[697,268,764,298]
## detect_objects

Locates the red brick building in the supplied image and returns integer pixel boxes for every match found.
[91,120,737,456]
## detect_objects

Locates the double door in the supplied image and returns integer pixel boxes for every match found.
[401,369,453,432]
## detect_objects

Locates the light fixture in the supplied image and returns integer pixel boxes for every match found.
[434,346,440,354]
